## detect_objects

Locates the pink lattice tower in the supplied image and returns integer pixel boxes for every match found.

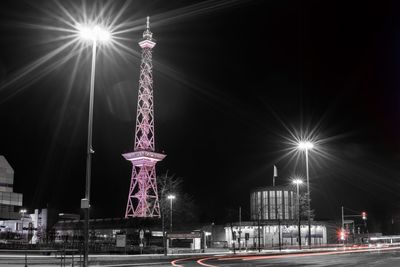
[123,17,165,218]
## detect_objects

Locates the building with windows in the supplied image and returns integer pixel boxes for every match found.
[225,185,330,248]
[250,186,295,221]
[225,221,327,249]
[0,156,22,219]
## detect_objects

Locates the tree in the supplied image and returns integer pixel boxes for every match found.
[157,172,199,224]
[298,193,315,220]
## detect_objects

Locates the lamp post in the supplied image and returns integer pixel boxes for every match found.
[297,141,313,248]
[19,209,27,242]
[292,179,303,249]
[78,24,111,267]
[167,195,176,232]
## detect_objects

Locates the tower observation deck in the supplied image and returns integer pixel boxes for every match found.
[123,17,165,218]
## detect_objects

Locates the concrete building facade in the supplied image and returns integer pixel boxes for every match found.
[0,156,22,219]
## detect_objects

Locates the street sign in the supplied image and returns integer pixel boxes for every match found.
[116,234,126,248]
[167,232,201,239]
[80,198,90,209]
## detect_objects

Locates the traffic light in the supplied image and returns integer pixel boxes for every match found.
[362,211,367,220]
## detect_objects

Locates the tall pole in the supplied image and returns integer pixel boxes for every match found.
[341,206,345,247]
[238,206,241,251]
[258,208,261,252]
[296,183,301,249]
[169,197,173,232]
[83,40,97,267]
[162,208,167,256]
[276,191,281,251]
[305,148,311,248]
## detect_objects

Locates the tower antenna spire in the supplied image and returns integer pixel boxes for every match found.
[143,16,153,40]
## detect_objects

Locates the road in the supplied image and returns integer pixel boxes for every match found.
[171,246,400,267]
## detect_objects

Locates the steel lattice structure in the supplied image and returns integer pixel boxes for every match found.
[123,17,165,218]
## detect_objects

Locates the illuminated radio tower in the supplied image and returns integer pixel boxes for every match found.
[123,17,165,218]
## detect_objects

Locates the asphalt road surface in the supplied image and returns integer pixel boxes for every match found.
[2,247,400,266]
[171,247,400,267]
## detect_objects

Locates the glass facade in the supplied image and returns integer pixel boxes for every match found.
[269,191,275,220]
[250,187,295,221]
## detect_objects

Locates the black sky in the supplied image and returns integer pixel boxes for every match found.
[1,0,400,231]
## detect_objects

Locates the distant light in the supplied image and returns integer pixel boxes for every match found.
[19,209,27,214]
[362,211,367,220]
[338,228,347,241]
[167,194,176,200]
[297,141,314,150]
[77,24,111,42]
[292,179,303,185]
[340,231,345,241]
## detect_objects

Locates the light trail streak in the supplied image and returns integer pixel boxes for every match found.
[196,256,219,267]
[217,246,400,262]
[170,257,187,267]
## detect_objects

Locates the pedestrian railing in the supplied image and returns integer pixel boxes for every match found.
[0,249,81,266]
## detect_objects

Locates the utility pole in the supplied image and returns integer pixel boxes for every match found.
[238,207,242,251]
[296,184,301,249]
[278,218,281,251]
[341,206,345,247]
[162,207,167,256]
[276,193,281,251]
[258,208,261,252]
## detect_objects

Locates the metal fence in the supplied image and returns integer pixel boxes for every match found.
[0,249,81,266]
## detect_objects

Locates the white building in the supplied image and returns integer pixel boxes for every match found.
[225,185,328,248]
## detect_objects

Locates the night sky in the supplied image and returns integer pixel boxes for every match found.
[1,0,400,230]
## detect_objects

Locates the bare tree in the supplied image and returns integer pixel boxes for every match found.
[158,172,199,224]
[299,193,315,220]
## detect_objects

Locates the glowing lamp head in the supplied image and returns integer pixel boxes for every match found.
[362,211,367,220]
[167,195,176,200]
[78,24,111,42]
[297,141,314,150]
[292,179,303,185]
[340,230,346,241]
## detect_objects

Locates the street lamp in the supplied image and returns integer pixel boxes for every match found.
[292,179,303,249]
[167,195,176,232]
[78,23,111,267]
[297,141,314,248]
